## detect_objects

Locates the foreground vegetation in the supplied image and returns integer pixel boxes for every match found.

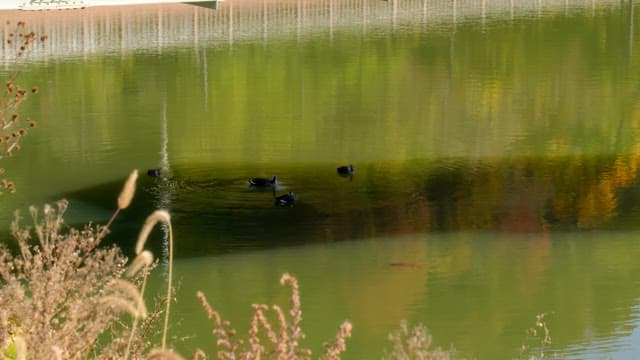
[0,179,355,359]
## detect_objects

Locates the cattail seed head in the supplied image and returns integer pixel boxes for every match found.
[135,210,171,255]
[125,250,154,277]
[117,169,138,210]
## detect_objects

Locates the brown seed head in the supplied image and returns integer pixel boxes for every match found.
[117,169,138,210]
[125,250,154,277]
[135,210,171,255]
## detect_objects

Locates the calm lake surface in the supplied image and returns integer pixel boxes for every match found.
[2,0,640,358]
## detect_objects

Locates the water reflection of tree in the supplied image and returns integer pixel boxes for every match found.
[420,153,640,232]
[313,151,640,236]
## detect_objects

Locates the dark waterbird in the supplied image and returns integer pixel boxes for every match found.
[337,165,355,176]
[248,175,278,188]
[274,192,297,207]
[147,168,161,177]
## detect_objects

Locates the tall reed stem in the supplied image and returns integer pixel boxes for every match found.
[162,220,174,350]
[134,210,174,351]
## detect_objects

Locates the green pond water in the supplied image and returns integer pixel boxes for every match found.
[2,0,640,358]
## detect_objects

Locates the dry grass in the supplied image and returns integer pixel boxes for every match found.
[196,273,352,360]
[0,21,46,197]
[0,200,155,359]
[382,320,457,360]
[515,313,562,360]
[0,165,175,359]
[381,314,563,360]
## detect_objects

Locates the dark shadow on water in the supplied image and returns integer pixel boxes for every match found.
[48,155,640,258]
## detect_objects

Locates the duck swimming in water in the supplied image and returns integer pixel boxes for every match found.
[274,192,297,207]
[337,165,355,177]
[248,175,277,188]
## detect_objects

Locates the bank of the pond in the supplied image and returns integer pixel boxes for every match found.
[0,0,626,63]
[0,0,218,10]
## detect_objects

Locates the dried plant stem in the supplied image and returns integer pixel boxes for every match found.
[162,219,174,351]
[135,210,174,351]
[97,208,121,240]
[125,270,150,360]
[95,169,138,245]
